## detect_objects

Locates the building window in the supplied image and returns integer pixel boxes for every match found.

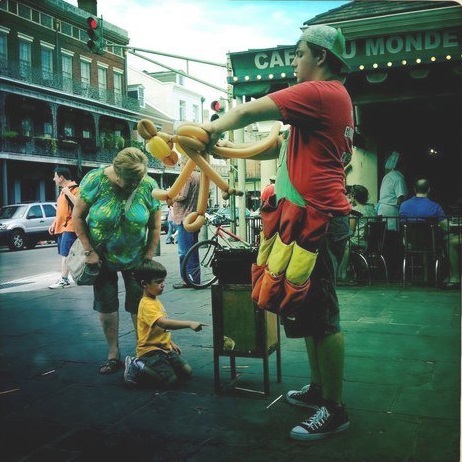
[18,3,32,20]
[192,104,199,123]
[44,123,53,137]
[80,59,90,87]
[18,35,32,79]
[61,22,72,36]
[62,53,73,79]
[0,27,8,64]
[179,100,186,121]
[114,71,123,103]
[82,129,91,139]
[98,66,108,98]
[40,13,53,29]
[61,51,73,91]
[40,44,54,81]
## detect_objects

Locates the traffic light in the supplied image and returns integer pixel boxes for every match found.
[86,16,104,55]
[210,98,226,122]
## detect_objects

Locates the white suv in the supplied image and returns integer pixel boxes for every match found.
[0,202,57,250]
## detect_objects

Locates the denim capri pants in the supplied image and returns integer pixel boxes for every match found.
[92,262,143,314]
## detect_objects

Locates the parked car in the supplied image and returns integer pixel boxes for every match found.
[210,207,251,226]
[0,202,57,250]
[160,203,169,233]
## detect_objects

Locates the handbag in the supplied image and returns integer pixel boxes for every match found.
[66,238,100,286]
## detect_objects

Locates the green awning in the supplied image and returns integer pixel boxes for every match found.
[228,27,462,98]
[227,45,295,97]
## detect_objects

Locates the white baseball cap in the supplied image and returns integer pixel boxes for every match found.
[299,25,350,73]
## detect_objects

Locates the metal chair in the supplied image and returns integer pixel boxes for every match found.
[350,219,388,284]
[401,221,442,288]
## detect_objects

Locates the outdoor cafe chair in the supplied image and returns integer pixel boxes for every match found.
[350,218,389,285]
[401,220,442,288]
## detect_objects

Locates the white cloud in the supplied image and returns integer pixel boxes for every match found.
[68,0,348,100]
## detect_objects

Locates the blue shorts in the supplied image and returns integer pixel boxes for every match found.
[281,215,350,340]
[57,232,77,257]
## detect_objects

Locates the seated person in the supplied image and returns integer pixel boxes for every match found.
[338,185,376,282]
[399,178,460,288]
[349,185,377,248]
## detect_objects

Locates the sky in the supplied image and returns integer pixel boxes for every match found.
[68,0,349,102]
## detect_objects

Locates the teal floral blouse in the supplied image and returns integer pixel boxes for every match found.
[79,168,160,271]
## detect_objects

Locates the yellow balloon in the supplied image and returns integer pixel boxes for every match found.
[146,137,171,160]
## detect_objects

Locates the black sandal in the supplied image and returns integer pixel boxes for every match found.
[99,357,123,375]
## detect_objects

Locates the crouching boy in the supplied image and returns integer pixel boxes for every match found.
[124,260,207,387]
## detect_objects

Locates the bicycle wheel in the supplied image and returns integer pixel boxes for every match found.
[181,239,221,289]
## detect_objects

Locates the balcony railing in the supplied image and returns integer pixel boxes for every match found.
[1,58,140,111]
[0,136,166,170]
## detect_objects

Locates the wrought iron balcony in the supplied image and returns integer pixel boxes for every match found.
[0,135,166,170]
[1,58,140,111]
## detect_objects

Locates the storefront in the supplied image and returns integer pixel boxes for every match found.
[227,1,462,212]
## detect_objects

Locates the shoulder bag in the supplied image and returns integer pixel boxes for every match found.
[66,238,100,286]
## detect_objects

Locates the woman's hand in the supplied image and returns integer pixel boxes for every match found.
[85,250,101,266]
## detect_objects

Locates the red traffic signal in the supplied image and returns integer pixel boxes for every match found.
[211,99,226,113]
[86,16,104,55]
[87,16,98,30]
[211,100,223,112]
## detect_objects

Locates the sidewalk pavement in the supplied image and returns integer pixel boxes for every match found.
[0,237,460,461]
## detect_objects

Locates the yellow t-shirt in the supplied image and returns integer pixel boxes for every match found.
[136,296,172,358]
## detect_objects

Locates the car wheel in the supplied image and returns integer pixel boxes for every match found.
[9,229,25,250]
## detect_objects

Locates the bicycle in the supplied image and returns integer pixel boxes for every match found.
[181,213,254,289]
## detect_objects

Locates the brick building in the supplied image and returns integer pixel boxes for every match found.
[0,0,175,205]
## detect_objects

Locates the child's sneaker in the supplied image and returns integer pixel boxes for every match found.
[124,356,142,386]
[290,404,350,441]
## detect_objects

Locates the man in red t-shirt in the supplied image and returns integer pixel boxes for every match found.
[203,25,352,441]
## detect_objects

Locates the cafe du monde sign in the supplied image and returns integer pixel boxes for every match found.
[228,28,461,86]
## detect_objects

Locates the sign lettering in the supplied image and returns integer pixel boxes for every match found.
[357,30,458,58]
[250,30,459,72]
[254,49,295,70]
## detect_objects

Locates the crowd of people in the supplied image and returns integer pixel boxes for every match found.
[339,170,460,289]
